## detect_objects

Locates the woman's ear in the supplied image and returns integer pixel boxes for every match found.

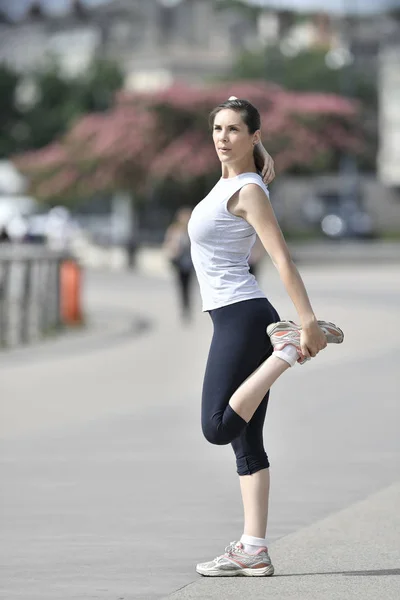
[253,130,261,146]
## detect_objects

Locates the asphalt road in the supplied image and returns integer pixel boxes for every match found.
[0,262,399,599]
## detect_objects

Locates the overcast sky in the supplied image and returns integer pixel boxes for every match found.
[1,0,399,20]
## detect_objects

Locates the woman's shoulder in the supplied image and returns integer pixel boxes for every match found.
[240,176,269,196]
[229,182,270,219]
[238,182,268,200]
[238,173,269,194]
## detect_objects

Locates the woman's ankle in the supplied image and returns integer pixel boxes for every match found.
[272,344,299,367]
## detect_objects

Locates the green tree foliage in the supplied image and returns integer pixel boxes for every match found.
[77,59,125,113]
[21,64,83,152]
[231,45,376,107]
[213,0,261,21]
[228,45,377,170]
[0,58,124,158]
[0,65,23,158]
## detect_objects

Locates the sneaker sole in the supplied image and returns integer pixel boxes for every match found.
[317,320,344,344]
[196,564,274,577]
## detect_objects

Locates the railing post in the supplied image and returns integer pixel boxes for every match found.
[39,259,49,334]
[20,259,33,344]
[0,260,10,347]
[0,246,77,349]
[55,258,63,329]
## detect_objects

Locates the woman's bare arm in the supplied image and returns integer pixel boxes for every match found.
[232,184,326,358]
[254,142,275,184]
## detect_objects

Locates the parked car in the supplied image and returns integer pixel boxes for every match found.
[302,188,375,240]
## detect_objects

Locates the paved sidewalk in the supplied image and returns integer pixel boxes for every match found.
[168,483,400,600]
[0,263,399,599]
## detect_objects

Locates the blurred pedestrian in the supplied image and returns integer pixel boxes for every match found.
[125,234,138,269]
[188,97,344,577]
[0,226,10,243]
[163,207,194,322]
[248,235,264,278]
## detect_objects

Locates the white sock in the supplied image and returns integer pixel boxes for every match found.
[240,534,268,554]
[273,344,299,367]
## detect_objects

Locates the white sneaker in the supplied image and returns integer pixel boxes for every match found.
[317,320,344,344]
[267,319,344,365]
[196,541,274,577]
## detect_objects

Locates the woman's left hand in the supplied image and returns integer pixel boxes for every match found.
[260,149,275,185]
[300,321,327,360]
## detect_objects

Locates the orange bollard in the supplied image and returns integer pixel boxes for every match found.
[60,259,83,325]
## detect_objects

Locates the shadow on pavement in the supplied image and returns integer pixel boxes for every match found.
[275,568,400,578]
[0,313,153,369]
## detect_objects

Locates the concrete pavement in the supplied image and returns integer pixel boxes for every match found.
[0,261,399,599]
[168,483,400,600]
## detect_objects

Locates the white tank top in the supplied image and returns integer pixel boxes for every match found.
[188,172,268,311]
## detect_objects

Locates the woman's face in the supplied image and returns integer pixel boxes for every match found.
[212,109,260,166]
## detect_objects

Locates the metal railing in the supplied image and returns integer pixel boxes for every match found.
[0,245,67,348]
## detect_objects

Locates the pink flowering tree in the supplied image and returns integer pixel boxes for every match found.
[13,81,363,203]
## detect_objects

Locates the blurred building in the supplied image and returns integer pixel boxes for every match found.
[1,1,399,90]
[0,0,260,86]
[378,40,400,188]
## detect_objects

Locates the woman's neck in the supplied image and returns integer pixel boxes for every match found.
[221,157,257,179]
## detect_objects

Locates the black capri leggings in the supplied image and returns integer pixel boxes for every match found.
[201,298,280,476]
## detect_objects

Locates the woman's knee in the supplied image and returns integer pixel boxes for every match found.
[202,406,247,446]
[202,421,232,446]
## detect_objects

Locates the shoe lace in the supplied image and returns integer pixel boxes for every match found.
[213,541,242,563]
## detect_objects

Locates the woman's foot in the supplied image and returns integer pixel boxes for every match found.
[266,320,344,365]
[196,541,274,577]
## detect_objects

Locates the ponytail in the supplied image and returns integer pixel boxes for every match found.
[253,146,264,174]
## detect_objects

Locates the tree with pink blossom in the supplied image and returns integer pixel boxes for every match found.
[13,81,363,203]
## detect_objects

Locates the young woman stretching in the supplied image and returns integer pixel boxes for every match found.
[188,97,343,577]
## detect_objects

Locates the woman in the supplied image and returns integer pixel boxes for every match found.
[188,97,343,577]
[163,207,194,322]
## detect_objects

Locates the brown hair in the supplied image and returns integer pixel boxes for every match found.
[209,98,263,172]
